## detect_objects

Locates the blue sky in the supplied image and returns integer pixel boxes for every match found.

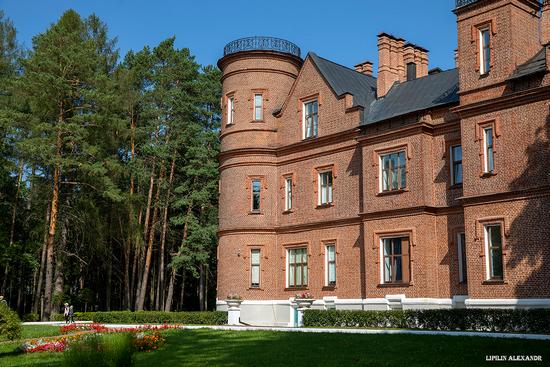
[1,0,459,72]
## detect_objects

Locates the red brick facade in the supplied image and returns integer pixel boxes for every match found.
[217,0,550,313]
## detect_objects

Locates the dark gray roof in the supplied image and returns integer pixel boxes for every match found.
[365,69,459,125]
[309,52,377,110]
[508,46,549,81]
[308,52,459,126]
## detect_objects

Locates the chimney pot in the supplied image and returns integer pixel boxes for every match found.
[354,60,374,76]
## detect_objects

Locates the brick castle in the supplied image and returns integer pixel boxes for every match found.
[216,0,550,325]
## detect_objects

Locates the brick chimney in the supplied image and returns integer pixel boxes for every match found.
[377,33,429,97]
[377,33,401,97]
[542,0,550,46]
[354,60,373,76]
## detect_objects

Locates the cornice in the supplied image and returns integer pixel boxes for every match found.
[458,185,550,206]
[452,85,550,118]
[359,205,463,220]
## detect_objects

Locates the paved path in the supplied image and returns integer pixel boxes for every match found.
[22,322,550,340]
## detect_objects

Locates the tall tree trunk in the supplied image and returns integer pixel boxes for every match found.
[199,264,206,311]
[136,166,165,311]
[156,153,176,310]
[43,125,63,320]
[33,204,50,314]
[124,113,137,310]
[134,163,156,308]
[164,202,192,311]
[52,218,68,315]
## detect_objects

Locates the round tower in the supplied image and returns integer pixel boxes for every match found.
[216,37,302,307]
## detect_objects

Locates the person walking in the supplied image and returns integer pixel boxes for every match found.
[69,304,74,323]
[63,303,70,324]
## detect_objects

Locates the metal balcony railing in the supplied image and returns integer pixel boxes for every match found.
[455,0,480,8]
[223,37,301,58]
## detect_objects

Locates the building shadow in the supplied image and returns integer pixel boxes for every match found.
[507,110,550,298]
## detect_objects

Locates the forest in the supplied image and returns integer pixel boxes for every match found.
[0,9,221,320]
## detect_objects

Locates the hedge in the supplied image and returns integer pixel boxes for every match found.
[51,311,227,325]
[302,309,550,334]
[0,303,21,340]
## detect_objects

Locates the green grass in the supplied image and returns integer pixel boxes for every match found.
[134,329,550,367]
[1,327,549,366]
[0,325,64,366]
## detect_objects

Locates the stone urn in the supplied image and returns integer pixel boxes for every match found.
[226,299,243,309]
[295,298,315,309]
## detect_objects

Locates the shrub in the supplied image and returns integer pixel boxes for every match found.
[0,302,22,340]
[62,333,135,367]
[302,309,550,334]
[22,312,40,322]
[52,311,227,325]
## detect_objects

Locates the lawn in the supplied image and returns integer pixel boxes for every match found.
[135,329,550,367]
[1,326,549,366]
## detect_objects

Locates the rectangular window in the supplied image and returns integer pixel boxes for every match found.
[227,96,235,124]
[480,28,491,75]
[483,127,494,173]
[250,249,260,287]
[251,179,261,212]
[318,171,333,205]
[254,94,263,121]
[457,232,467,283]
[382,237,410,284]
[451,145,463,185]
[303,100,318,139]
[406,62,417,81]
[288,247,308,288]
[285,177,293,211]
[326,244,336,286]
[380,151,406,192]
[485,224,503,280]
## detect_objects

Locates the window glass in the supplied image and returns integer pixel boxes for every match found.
[252,180,261,211]
[326,245,336,285]
[484,128,494,173]
[288,248,308,288]
[304,100,318,139]
[319,171,333,205]
[481,28,491,74]
[382,237,408,283]
[381,151,406,191]
[227,96,234,124]
[254,94,263,120]
[285,177,292,211]
[451,145,463,185]
[251,249,260,287]
[486,225,503,279]
[458,232,467,283]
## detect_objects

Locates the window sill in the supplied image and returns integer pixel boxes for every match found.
[248,210,263,215]
[377,282,411,288]
[282,210,293,215]
[248,287,263,291]
[482,279,507,285]
[322,285,336,291]
[302,136,318,141]
[285,287,308,291]
[316,203,333,209]
[377,189,408,197]
[225,123,234,127]
[449,183,463,190]
[250,120,265,123]
[480,172,496,178]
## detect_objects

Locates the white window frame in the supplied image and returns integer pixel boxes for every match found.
[483,127,494,173]
[250,249,261,288]
[457,232,467,283]
[318,170,333,206]
[450,144,462,185]
[325,244,336,286]
[227,96,235,125]
[479,27,490,75]
[379,151,407,192]
[286,247,308,288]
[254,93,263,121]
[302,99,318,139]
[285,177,293,211]
[251,179,261,212]
[483,224,503,280]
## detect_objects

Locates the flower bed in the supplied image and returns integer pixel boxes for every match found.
[19,323,176,354]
